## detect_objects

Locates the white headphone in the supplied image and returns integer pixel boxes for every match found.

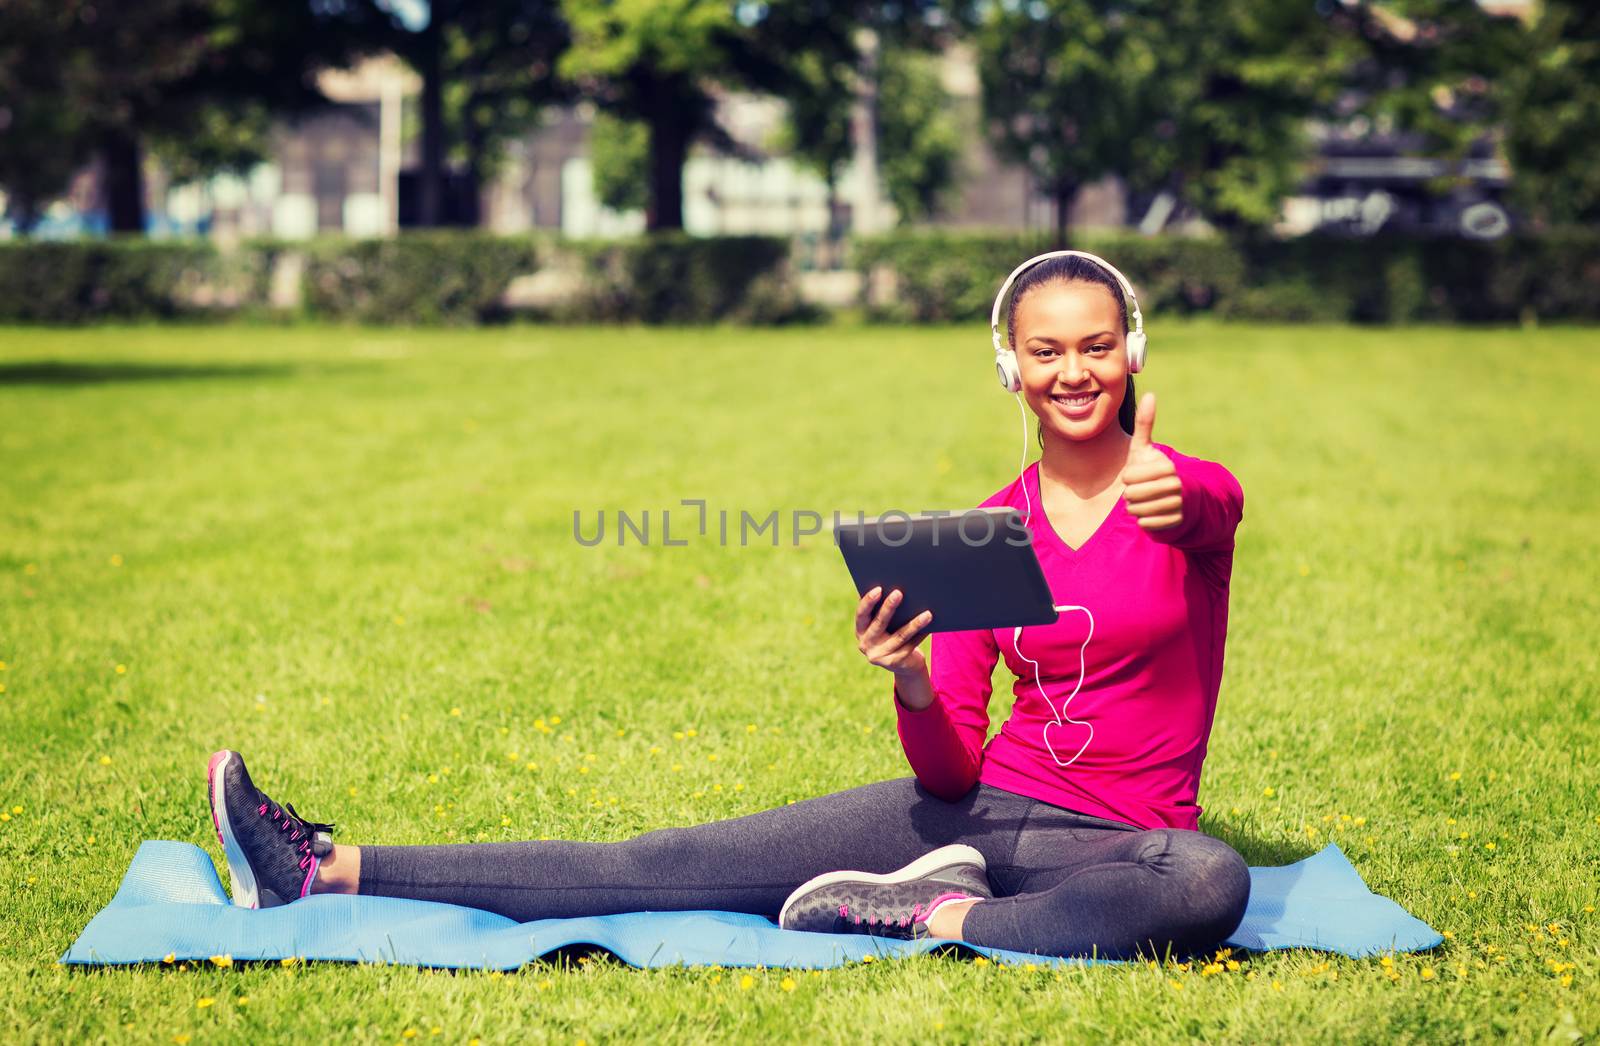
[989,249,1148,393]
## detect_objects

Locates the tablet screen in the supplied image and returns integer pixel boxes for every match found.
[833,507,1058,636]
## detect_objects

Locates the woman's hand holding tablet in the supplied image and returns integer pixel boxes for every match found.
[854,586,936,711]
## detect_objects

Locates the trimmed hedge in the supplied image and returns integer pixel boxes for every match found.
[0,239,217,323]
[554,233,819,325]
[855,229,1600,325]
[301,232,537,325]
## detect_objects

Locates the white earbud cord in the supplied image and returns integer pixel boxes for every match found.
[1011,392,1095,768]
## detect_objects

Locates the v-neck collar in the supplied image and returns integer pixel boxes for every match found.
[1025,460,1124,558]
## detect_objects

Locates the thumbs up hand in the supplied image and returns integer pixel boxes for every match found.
[1120,392,1184,533]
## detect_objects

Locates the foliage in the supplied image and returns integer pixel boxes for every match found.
[301,232,537,325]
[0,0,375,233]
[0,240,216,322]
[854,228,1600,325]
[978,0,1348,236]
[368,0,570,225]
[558,233,816,324]
[875,48,962,224]
[1502,0,1600,225]
[589,112,651,214]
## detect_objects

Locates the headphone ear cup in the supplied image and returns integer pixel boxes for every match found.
[995,351,1022,393]
[1125,331,1147,374]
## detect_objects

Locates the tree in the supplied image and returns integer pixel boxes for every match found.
[0,0,375,234]
[369,0,569,227]
[1488,1,1595,224]
[590,112,650,213]
[559,1,954,232]
[1324,0,1528,211]
[978,0,1347,238]
[0,2,92,232]
[876,46,961,223]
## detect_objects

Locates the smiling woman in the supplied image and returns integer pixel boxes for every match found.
[197,253,1250,964]
[1004,253,1141,449]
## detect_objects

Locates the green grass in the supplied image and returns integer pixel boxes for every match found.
[1,320,1597,1043]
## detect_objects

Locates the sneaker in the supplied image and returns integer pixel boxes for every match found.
[778,843,993,940]
[206,750,335,909]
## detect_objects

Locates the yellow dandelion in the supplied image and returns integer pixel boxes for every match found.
[196,997,215,1009]
[1262,787,1276,798]
[1353,816,1367,826]
[673,731,686,741]
[1201,963,1223,976]
[708,754,718,762]
[1448,771,1461,781]
[781,976,796,992]
[238,997,249,1006]
[86,835,96,845]
[209,954,232,968]
[1455,964,1468,978]
[685,728,696,737]
[1380,955,1394,968]
[500,816,511,827]
[1421,967,1435,981]
[162,953,176,964]
[427,774,439,783]
[109,554,123,567]
[739,974,754,990]
[550,716,561,725]
[402,1029,418,1040]
[449,707,462,717]
[115,664,127,675]
[525,762,538,771]
[173,1036,191,1045]
[579,766,589,775]
[746,724,758,734]
[1226,960,1241,971]
[0,813,9,823]
[1484,842,1496,851]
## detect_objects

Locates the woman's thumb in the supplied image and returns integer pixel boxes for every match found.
[1130,392,1157,450]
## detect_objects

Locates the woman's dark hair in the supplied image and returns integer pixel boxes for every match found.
[1004,254,1137,446]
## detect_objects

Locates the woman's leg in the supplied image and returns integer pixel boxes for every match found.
[348,778,1041,922]
[949,822,1251,960]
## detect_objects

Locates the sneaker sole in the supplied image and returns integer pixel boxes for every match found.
[778,843,987,928]
[207,750,260,909]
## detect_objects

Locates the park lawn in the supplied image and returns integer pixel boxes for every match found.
[0,319,1596,1043]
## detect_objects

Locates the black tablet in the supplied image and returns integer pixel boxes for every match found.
[834,507,1058,636]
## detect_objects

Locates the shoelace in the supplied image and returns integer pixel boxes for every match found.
[258,798,336,872]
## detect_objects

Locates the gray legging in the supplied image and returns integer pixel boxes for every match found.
[358,777,1250,959]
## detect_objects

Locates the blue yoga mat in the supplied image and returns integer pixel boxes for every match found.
[62,841,1440,969]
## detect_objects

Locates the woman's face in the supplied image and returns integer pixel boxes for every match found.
[1013,280,1129,444]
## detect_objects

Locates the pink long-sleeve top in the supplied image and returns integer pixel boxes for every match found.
[893,444,1244,831]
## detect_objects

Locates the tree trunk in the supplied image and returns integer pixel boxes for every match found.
[418,18,446,227]
[102,128,146,234]
[644,107,687,232]
[1053,180,1077,244]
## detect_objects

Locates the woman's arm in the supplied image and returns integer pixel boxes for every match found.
[893,626,999,801]
[1147,450,1245,554]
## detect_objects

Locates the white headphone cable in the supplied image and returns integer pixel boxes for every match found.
[1011,390,1095,768]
